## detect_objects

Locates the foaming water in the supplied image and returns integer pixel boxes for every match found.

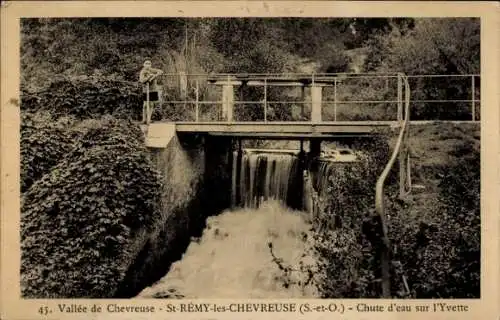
[137,200,318,299]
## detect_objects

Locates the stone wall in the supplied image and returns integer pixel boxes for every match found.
[115,133,232,297]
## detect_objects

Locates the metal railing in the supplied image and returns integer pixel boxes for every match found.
[149,72,480,123]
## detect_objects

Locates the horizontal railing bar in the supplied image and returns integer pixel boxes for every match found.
[408,120,481,125]
[164,101,222,104]
[167,119,479,123]
[325,99,481,104]
[410,99,481,103]
[407,74,480,78]
[234,101,306,104]
[173,120,481,126]
[176,120,397,125]
[323,100,399,104]
[158,72,403,77]
[157,72,480,77]
[161,99,481,104]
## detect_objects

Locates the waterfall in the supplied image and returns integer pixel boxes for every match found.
[231,150,302,209]
[314,161,334,197]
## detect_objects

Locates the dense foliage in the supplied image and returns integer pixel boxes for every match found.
[21,116,163,297]
[311,136,395,298]
[21,17,480,121]
[313,129,480,298]
[363,18,480,120]
[21,77,142,120]
[20,112,77,192]
[388,142,480,298]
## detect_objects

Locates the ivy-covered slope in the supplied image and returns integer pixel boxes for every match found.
[21,116,163,298]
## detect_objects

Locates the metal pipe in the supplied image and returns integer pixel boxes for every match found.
[374,73,411,298]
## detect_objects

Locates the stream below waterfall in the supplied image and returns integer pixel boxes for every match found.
[136,200,319,299]
[135,149,331,299]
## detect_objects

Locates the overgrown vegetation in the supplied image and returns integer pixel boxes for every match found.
[308,136,394,298]
[21,77,142,120]
[21,116,163,297]
[20,112,76,192]
[363,18,480,120]
[308,128,480,298]
[388,140,480,298]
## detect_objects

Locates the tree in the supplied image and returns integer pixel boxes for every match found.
[376,18,479,75]
[363,18,479,120]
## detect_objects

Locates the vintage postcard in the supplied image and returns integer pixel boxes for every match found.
[1,1,499,320]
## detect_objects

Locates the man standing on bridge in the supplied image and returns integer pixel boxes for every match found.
[139,59,164,124]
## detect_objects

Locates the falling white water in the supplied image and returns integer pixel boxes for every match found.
[136,200,318,299]
[131,150,354,301]
[316,161,334,196]
[232,150,300,208]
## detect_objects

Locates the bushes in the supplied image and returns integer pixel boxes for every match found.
[20,111,77,192]
[381,140,480,298]
[423,146,479,297]
[362,18,479,121]
[21,77,142,120]
[20,111,145,192]
[21,115,162,298]
[311,129,479,299]
[311,135,392,298]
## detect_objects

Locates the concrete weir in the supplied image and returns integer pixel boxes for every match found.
[114,123,233,297]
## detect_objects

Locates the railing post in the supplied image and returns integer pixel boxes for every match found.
[222,75,234,122]
[264,78,267,122]
[310,73,322,123]
[179,71,187,100]
[334,78,337,122]
[471,75,475,121]
[300,85,305,120]
[399,75,411,199]
[146,82,150,125]
[195,78,199,122]
[397,74,403,121]
[227,75,230,122]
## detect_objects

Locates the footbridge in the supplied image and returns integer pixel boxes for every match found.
[143,72,412,141]
[174,121,398,138]
[142,72,412,199]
